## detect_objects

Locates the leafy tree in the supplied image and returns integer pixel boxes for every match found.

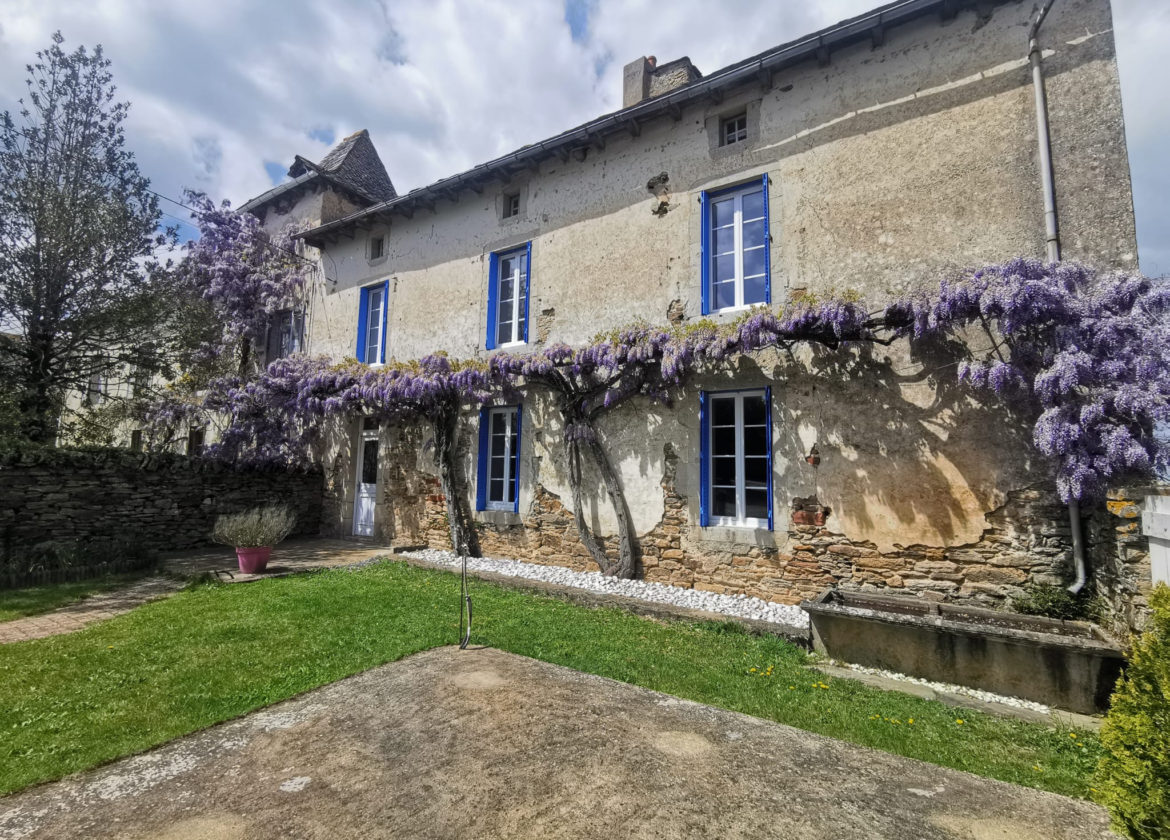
[0,33,174,444]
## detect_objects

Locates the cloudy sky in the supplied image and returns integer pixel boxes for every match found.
[0,0,1165,273]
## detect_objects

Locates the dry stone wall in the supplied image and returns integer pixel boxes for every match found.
[0,448,323,558]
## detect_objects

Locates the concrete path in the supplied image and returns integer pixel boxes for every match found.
[162,537,390,582]
[0,647,1110,839]
[0,577,183,645]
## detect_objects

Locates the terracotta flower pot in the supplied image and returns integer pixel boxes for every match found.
[236,546,272,574]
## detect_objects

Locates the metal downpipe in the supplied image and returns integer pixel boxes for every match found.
[1028,0,1087,594]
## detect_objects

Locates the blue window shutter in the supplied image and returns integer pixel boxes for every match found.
[698,391,710,528]
[512,404,523,513]
[522,242,532,343]
[356,286,370,361]
[486,252,500,351]
[699,192,711,316]
[379,280,390,364]
[761,173,772,305]
[475,407,489,511]
[764,385,774,531]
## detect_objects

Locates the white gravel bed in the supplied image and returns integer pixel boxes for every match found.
[836,661,1051,713]
[401,548,809,629]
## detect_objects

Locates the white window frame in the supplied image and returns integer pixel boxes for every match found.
[364,284,386,366]
[722,113,748,146]
[707,389,770,528]
[485,406,519,510]
[495,248,527,349]
[85,370,106,405]
[708,182,767,313]
[370,235,385,260]
[503,193,520,219]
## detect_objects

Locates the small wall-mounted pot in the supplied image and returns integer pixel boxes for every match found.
[805,445,821,467]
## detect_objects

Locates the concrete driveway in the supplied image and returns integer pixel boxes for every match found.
[0,647,1110,839]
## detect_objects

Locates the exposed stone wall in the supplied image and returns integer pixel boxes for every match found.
[378,425,1095,605]
[377,419,1160,637]
[0,449,323,557]
[1090,488,1157,636]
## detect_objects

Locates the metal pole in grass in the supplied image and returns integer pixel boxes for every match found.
[459,552,472,649]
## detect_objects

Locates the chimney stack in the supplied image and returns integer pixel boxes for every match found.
[622,55,701,108]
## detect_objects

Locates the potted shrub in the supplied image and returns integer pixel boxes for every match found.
[212,506,297,574]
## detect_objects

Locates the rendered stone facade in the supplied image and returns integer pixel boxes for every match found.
[290,0,1149,630]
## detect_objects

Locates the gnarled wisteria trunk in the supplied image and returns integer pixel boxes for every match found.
[432,406,480,558]
[564,415,638,579]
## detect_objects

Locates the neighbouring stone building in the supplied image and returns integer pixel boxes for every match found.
[244,0,1158,630]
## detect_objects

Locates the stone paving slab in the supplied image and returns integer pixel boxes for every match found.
[0,577,184,645]
[0,646,1111,839]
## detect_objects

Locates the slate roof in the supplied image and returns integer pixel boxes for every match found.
[240,129,396,215]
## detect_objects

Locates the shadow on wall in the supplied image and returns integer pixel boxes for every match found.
[318,420,357,537]
[772,339,1038,547]
[539,336,1040,553]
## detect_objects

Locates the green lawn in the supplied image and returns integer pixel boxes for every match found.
[0,573,147,623]
[0,560,1101,799]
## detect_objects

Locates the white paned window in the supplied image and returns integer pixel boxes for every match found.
[709,183,767,312]
[364,284,385,365]
[487,406,519,509]
[722,113,748,145]
[708,391,770,526]
[495,248,527,347]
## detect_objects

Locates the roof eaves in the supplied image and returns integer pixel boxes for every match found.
[298,0,960,244]
[239,171,319,215]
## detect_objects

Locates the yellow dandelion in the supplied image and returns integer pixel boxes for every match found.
[1069,733,1077,739]
[955,719,965,725]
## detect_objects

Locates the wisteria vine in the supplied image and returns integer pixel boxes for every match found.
[162,258,1169,576]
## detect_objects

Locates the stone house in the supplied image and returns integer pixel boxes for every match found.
[250,0,1157,630]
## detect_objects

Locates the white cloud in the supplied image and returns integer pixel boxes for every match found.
[0,0,1164,272]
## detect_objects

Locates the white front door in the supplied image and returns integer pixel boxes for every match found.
[353,430,379,537]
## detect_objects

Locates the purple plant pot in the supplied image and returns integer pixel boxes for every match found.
[236,546,272,574]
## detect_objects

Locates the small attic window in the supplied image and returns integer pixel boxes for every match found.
[721,113,748,146]
[503,193,521,219]
[370,235,385,260]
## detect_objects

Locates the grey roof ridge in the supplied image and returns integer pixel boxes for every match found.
[297,0,969,242]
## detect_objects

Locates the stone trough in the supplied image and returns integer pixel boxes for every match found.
[801,590,1125,714]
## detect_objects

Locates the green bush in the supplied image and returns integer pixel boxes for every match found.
[1011,584,1102,622]
[1095,584,1170,838]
